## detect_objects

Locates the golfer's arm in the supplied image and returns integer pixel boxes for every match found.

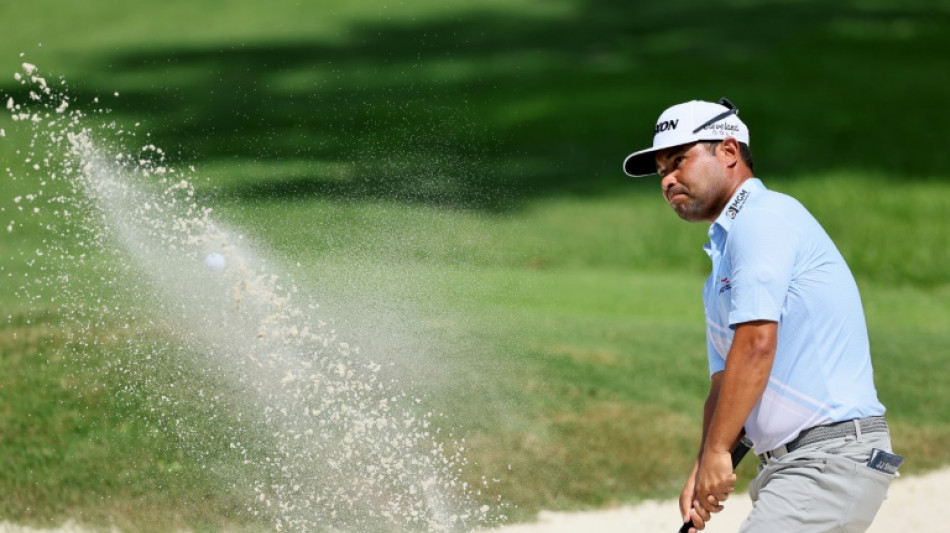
[704,320,777,455]
[697,372,724,460]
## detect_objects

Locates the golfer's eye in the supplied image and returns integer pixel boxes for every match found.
[665,157,683,174]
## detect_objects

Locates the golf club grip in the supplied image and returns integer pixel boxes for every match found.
[677,440,752,533]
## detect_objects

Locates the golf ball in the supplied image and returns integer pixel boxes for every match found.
[204,252,227,273]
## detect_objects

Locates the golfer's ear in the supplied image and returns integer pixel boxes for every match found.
[719,137,741,168]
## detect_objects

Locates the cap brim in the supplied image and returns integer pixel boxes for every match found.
[623,148,662,177]
[623,138,690,177]
[623,136,730,177]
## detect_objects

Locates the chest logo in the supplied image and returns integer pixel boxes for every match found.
[719,276,733,294]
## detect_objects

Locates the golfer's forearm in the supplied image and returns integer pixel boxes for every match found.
[698,373,723,459]
[705,321,777,454]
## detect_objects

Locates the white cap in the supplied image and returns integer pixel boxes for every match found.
[623,98,750,177]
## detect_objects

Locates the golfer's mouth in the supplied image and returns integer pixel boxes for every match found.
[666,189,688,203]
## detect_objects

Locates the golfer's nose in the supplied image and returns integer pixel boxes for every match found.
[661,171,678,191]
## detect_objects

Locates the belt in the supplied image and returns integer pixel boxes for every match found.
[758,416,888,462]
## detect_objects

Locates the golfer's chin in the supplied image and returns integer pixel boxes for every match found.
[670,203,706,223]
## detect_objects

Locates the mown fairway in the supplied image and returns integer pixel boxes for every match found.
[1,1,949,530]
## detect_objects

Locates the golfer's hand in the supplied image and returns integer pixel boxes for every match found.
[691,450,736,529]
[679,459,700,524]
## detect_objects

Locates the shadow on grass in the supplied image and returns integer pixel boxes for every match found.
[4,0,949,210]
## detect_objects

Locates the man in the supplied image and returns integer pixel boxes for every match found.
[622,99,900,532]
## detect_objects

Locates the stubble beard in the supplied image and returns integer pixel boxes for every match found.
[670,196,716,223]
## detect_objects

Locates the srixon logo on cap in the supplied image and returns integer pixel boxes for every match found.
[655,119,679,134]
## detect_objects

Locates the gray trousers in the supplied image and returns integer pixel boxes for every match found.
[739,425,894,533]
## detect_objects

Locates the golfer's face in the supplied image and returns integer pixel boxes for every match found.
[655,143,725,223]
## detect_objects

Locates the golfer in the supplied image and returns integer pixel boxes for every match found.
[622,99,900,532]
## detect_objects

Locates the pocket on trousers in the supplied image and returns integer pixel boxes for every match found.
[825,455,892,531]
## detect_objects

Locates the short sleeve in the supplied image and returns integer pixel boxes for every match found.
[725,208,797,326]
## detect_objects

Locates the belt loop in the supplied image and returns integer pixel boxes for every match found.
[853,418,863,440]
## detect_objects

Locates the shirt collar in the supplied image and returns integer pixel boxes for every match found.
[704,178,764,258]
[711,177,765,234]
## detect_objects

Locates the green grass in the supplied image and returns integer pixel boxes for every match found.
[2,0,950,530]
[9,177,946,527]
[0,315,246,530]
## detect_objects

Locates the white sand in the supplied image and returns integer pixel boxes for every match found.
[0,466,941,532]
[495,465,946,533]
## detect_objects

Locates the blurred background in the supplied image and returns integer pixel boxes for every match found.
[1,1,949,531]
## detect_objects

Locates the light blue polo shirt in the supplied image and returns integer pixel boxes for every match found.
[703,178,885,452]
